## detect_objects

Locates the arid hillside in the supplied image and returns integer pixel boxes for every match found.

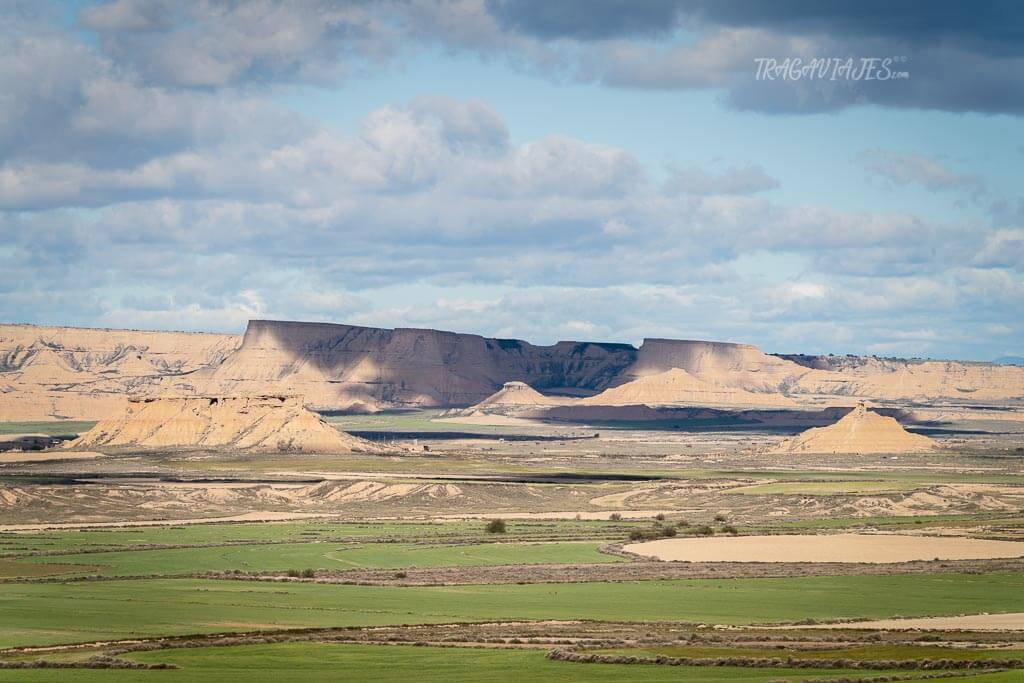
[67,394,382,453]
[0,324,241,421]
[3,320,1023,420]
[773,403,938,454]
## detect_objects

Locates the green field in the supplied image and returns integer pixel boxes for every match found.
[3,572,1023,648]
[30,540,621,577]
[0,642,962,682]
[0,519,629,554]
[0,421,95,436]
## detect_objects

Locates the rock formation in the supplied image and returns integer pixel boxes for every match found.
[4,320,1023,420]
[773,402,937,454]
[170,319,636,411]
[474,381,568,408]
[0,324,240,421]
[580,367,795,408]
[65,395,383,453]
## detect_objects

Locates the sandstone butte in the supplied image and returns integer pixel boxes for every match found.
[473,381,571,408]
[65,395,383,454]
[772,402,938,454]
[2,320,1024,421]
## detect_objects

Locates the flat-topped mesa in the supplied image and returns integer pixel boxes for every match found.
[5,320,1024,419]
[65,394,385,453]
[773,402,937,454]
[171,319,638,412]
[624,338,808,393]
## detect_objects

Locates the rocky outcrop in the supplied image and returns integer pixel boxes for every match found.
[474,381,568,408]
[0,324,241,421]
[169,320,637,411]
[4,320,1023,419]
[773,402,937,454]
[65,394,383,453]
[580,367,795,407]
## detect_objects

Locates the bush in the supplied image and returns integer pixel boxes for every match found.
[301,568,315,578]
[713,513,727,522]
[286,569,301,578]
[661,525,677,537]
[609,513,622,521]
[485,519,507,534]
[695,525,715,536]
[721,525,738,535]
[676,519,690,528]
[655,513,665,521]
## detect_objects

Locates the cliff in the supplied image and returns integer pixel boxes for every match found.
[168,320,637,411]
[3,320,1023,420]
[0,324,241,421]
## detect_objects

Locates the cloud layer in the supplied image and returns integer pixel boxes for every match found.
[1,1,1021,361]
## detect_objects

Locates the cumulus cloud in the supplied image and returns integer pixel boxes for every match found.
[664,164,778,196]
[862,150,986,199]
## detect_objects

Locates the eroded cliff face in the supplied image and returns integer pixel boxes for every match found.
[0,324,241,421]
[167,320,638,411]
[3,320,1022,420]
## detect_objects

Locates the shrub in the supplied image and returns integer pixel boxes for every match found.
[485,519,507,534]
[654,513,665,521]
[286,569,301,578]
[628,529,646,541]
[609,513,622,521]
[713,513,727,522]
[301,568,315,578]
[721,525,738,535]
[695,525,715,536]
[676,519,690,528]
[661,525,677,537]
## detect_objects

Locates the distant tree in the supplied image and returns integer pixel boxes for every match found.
[485,518,507,534]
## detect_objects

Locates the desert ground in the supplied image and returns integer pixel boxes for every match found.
[2,396,1024,682]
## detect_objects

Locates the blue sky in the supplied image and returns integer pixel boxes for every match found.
[2,1,1023,361]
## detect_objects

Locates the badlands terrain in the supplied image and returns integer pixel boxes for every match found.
[1,320,1024,681]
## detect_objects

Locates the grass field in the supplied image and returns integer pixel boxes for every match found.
[3,572,1023,648]
[30,540,622,576]
[0,519,630,554]
[0,642,963,682]
[0,421,95,436]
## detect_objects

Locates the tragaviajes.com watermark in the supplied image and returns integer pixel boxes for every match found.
[754,57,909,81]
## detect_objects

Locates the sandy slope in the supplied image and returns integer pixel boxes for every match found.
[66,394,384,453]
[581,367,795,407]
[474,381,569,407]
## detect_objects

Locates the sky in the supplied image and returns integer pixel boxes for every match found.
[2,1,1023,361]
